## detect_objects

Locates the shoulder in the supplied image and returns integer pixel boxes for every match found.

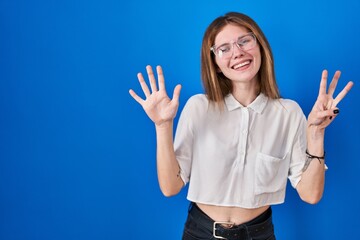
[186,94,208,105]
[267,97,306,122]
[178,94,209,123]
[272,98,304,114]
[183,94,209,112]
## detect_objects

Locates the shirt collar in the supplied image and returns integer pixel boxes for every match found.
[224,93,268,113]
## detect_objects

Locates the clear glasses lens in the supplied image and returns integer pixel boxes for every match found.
[212,33,256,59]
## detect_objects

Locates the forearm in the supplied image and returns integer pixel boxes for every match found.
[297,126,326,204]
[155,121,184,197]
[296,69,353,204]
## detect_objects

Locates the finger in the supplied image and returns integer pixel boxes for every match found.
[129,89,144,105]
[333,81,354,106]
[327,70,341,97]
[318,70,328,96]
[314,108,340,120]
[317,116,336,129]
[157,65,165,91]
[313,96,330,111]
[146,65,158,92]
[172,84,182,103]
[314,110,330,120]
[137,72,151,98]
[325,99,334,111]
[320,111,340,128]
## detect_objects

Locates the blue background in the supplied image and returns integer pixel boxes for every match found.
[1,0,359,239]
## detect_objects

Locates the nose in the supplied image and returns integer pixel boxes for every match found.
[232,42,246,58]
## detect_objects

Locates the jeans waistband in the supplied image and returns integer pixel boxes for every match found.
[189,203,274,239]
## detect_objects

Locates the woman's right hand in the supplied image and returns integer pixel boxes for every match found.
[129,65,182,127]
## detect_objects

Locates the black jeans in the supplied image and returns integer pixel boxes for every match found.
[182,203,276,240]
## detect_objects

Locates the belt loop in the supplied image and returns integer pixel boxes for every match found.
[188,202,194,213]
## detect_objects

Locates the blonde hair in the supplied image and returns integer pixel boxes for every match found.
[201,12,280,106]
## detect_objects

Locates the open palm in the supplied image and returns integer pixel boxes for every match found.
[129,65,182,126]
[308,70,353,129]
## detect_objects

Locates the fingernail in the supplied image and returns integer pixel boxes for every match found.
[333,109,340,114]
[329,116,333,120]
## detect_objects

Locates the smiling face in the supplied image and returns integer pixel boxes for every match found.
[213,24,261,87]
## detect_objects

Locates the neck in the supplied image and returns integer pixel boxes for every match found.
[232,81,260,106]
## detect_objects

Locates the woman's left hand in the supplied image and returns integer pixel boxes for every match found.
[307,70,353,130]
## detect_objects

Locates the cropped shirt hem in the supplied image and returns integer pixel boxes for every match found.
[186,196,285,209]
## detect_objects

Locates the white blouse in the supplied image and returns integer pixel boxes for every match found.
[174,93,308,208]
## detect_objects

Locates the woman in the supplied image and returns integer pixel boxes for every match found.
[129,12,353,240]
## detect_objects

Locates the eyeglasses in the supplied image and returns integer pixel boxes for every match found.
[210,33,257,59]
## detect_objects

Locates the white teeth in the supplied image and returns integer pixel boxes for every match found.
[234,60,250,69]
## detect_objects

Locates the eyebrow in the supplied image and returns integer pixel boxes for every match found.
[214,32,252,48]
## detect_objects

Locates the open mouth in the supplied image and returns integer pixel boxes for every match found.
[232,60,251,70]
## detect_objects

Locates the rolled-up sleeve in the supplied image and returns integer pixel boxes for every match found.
[174,98,196,185]
[288,111,307,188]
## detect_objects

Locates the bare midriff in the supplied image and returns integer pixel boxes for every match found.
[196,203,270,226]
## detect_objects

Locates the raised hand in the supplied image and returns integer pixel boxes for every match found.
[307,70,353,130]
[129,65,182,127]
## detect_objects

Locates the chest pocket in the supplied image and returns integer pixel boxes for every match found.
[255,152,289,195]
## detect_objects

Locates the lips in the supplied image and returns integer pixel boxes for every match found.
[232,60,251,70]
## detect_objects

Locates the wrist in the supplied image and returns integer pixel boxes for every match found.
[302,149,326,172]
[155,120,173,130]
[307,124,325,140]
[306,125,325,156]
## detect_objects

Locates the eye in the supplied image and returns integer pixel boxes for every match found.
[217,44,231,54]
[238,36,252,46]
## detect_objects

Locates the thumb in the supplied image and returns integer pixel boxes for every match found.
[172,84,182,102]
